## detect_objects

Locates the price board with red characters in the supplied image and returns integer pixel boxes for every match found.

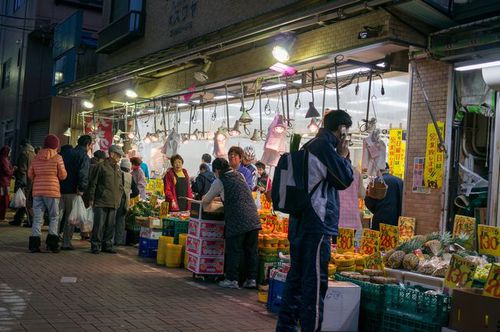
[360,229,380,255]
[379,223,399,251]
[160,202,169,219]
[483,263,500,298]
[477,224,500,257]
[453,215,476,249]
[444,254,477,293]
[337,228,355,253]
[398,216,415,243]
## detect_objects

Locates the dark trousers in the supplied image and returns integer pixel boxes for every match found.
[91,207,116,251]
[276,232,332,332]
[225,229,259,282]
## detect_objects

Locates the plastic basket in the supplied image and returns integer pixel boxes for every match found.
[174,219,189,243]
[334,274,385,312]
[358,306,383,332]
[381,311,443,332]
[383,284,451,326]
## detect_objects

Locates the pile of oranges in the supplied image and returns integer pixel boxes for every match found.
[331,252,370,273]
[258,233,289,255]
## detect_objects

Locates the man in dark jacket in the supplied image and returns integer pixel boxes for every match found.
[191,163,215,199]
[87,145,124,254]
[59,136,91,250]
[11,139,36,226]
[277,110,354,332]
[365,163,404,230]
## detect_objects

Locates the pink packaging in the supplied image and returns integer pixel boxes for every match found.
[186,235,225,256]
[187,253,224,275]
[188,219,225,239]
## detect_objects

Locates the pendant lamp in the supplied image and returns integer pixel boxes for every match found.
[229,120,241,136]
[250,129,260,141]
[63,127,71,137]
[273,115,287,134]
[307,118,319,133]
[305,68,320,118]
[238,82,253,124]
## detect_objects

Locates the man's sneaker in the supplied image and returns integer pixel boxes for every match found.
[242,279,257,289]
[218,279,239,289]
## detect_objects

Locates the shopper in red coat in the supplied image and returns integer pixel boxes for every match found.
[0,145,14,221]
[164,154,193,212]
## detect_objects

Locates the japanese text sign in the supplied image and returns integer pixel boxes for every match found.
[398,217,416,243]
[424,121,445,189]
[444,254,477,292]
[477,224,500,256]
[483,263,500,298]
[379,223,399,251]
[361,229,380,255]
[337,228,355,253]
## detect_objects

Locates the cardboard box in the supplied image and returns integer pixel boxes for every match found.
[322,281,361,332]
[449,288,500,332]
[190,200,224,221]
[139,227,163,240]
[186,253,224,275]
[186,235,225,256]
[136,217,162,229]
[188,219,225,239]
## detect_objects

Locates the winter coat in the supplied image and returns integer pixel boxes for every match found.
[164,168,193,212]
[191,171,216,199]
[28,148,67,198]
[290,128,354,236]
[219,171,261,238]
[14,144,35,189]
[365,173,404,230]
[0,146,13,188]
[87,158,123,209]
[60,146,90,194]
[237,164,253,190]
[122,171,132,210]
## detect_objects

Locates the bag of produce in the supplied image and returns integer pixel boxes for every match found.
[68,196,87,226]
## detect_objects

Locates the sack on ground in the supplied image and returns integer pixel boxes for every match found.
[81,207,94,233]
[68,196,87,226]
[13,188,26,208]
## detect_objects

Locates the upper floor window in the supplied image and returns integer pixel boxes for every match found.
[110,0,143,23]
[1,58,12,89]
[13,0,24,12]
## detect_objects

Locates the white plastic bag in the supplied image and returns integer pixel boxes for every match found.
[68,196,87,226]
[13,188,26,208]
[81,207,94,233]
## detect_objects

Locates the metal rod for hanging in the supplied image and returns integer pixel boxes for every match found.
[285,79,291,126]
[365,71,373,125]
[161,99,167,133]
[201,95,205,136]
[321,75,327,118]
[188,106,193,137]
[225,83,230,129]
[334,56,340,110]
[259,90,263,136]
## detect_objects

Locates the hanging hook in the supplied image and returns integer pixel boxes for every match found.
[264,94,272,115]
[294,88,301,109]
[211,103,217,122]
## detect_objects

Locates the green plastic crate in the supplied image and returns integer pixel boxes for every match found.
[335,274,385,312]
[358,307,383,332]
[173,219,189,243]
[384,284,451,326]
[381,311,443,332]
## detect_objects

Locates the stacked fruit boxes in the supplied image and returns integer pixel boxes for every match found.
[186,218,225,275]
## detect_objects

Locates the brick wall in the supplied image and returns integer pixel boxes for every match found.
[403,59,451,235]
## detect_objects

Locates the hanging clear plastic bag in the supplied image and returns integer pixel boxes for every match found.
[68,196,87,226]
[13,188,26,208]
[81,207,94,233]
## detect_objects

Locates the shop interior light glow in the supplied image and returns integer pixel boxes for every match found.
[455,60,500,71]
[143,134,152,144]
[326,67,370,78]
[125,89,138,98]
[215,128,227,142]
[272,33,296,63]
[272,46,290,62]
[150,133,159,142]
[82,100,94,109]
[63,127,71,137]
[213,94,234,100]
[229,120,241,136]
[307,118,319,133]
[270,62,297,76]
[261,83,286,91]
[273,115,287,134]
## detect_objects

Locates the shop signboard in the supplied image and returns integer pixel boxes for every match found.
[444,254,477,293]
[412,157,429,193]
[477,224,500,256]
[388,128,406,179]
[337,228,355,253]
[160,202,169,219]
[379,223,398,250]
[424,121,445,189]
[453,215,475,249]
[483,263,500,298]
[360,229,380,255]
[84,117,113,151]
[398,217,416,243]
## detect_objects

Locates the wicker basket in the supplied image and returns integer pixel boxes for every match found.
[367,177,388,200]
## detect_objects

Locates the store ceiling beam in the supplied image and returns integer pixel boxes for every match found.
[58,0,395,96]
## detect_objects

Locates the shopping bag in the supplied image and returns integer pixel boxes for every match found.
[81,207,94,233]
[13,188,26,208]
[68,196,87,226]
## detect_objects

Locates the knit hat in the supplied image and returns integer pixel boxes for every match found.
[43,134,60,150]
[120,158,132,170]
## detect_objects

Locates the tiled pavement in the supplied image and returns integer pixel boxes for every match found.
[0,222,276,332]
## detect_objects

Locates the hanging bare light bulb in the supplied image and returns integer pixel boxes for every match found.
[216,127,228,142]
[150,132,159,142]
[305,68,320,118]
[143,134,152,144]
[229,120,241,136]
[307,118,319,133]
[250,129,260,141]
[273,115,287,134]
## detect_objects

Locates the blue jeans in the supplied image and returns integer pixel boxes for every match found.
[32,196,60,237]
[276,227,332,332]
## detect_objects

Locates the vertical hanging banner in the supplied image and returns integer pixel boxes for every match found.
[388,128,406,179]
[424,121,445,189]
[85,117,113,151]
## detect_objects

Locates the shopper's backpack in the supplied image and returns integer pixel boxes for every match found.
[271,142,321,214]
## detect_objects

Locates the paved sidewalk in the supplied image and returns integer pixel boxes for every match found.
[0,223,276,332]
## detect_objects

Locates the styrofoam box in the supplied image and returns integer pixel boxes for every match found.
[186,235,225,256]
[186,253,224,275]
[139,227,163,240]
[322,281,361,332]
[188,219,225,239]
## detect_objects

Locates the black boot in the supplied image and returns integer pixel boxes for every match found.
[46,234,60,253]
[29,236,41,253]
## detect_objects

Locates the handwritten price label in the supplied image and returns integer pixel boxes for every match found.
[337,228,355,253]
[149,194,158,208]
[444,254,477,292]
[160,201,169,219]
[366,252,384,270]
[477,224,500,257]
[379,224,399,250]
[361,229,380,255]
[129,196,139,207]
[453,215,476,249]
[483,263,500,298]
[398,216,415,243]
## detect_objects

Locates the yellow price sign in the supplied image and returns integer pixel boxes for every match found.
[398,216,415,243]
[360,229,380,255]
[149,194,158,208]
[129,196,139,207]
[366,252,384,270]
[444,254,477,292]
[483,263,500,298]
[379,223,399,251]
[337,228,355,253]
[453,215,475,237]
[477,224,500,256]
[160,201,169,219]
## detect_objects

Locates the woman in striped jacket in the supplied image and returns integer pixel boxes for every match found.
[28,134,67,253]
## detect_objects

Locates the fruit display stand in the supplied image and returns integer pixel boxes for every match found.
[258,213,289,285]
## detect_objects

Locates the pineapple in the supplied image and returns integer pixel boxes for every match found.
[423,240,442,256]
[425,232,441,242]
[413,235,427,242]
[387,250,405,269]
[402,253,419,271]
[439,232,453,246]
[396,237,425,254]
[383,249,395,265]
